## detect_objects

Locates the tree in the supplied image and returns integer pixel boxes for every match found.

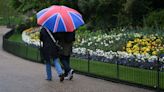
[8,0,79,28]
[78,0,125,31]
[124,0,152,26]
[9,0,78,14]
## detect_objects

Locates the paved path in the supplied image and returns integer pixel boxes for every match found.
[0,26,154,92]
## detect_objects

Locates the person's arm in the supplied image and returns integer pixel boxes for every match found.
[40,28,44,42]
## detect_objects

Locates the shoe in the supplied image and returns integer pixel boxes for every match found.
[46,78,52,81]
[59,74,64,82]
[65,69,74,80]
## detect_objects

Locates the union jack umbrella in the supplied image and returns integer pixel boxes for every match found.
[37,5,84,32]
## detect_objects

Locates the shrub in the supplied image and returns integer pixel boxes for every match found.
[144,10,164,29]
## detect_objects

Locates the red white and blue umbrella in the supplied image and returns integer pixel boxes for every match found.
[37,5,84,32]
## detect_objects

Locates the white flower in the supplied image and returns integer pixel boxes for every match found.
[148,56,158,62]
[159,57,164,63]
[104,43,108,47]
[72,47,160,63]
[87,42,92,46]
[109,41,114,44]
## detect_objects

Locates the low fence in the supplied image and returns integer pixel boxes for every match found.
[3,29,42,63]
[3,29,164,92]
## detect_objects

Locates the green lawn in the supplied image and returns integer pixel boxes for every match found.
[70,58,164,89]
[8,33,22,42]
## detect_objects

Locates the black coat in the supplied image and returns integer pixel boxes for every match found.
[40,28,59,60]
[53,32,75,56]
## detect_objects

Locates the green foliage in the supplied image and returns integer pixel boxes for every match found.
[78,0,125,30]
[77,0,164,31]
[7,0,79,29]
[145,9,164,29]
[124,0,152,26]
[0,0,22,26]
[4,0,164,32]
[9,0,78,14]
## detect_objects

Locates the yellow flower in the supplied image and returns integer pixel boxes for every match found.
[143,36,147,39]
[124,35,163,56]
[134,38,140,43]
[133,51,139,55]
[25,28,33,32]
[151,42,157,46]
[143,51,148,55]
[29,17,34,22]
[151,36,156,40]
[126,48,132,53]
[133,45,139,51]
[152,51,157,55]
[155,39,161,43]
[127,42,132,48]
[141,47,146,51]
[123,47,126,50]
[146,48,150,52]
[146,42,151,46]
[141,41,145,45]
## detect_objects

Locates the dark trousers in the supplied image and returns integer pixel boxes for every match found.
[60,55,71,76]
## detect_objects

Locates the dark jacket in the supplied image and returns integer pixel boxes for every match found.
[54,32,75,56]
[40,28,59,60]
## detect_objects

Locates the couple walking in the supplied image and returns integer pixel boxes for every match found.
[40,27,75,82]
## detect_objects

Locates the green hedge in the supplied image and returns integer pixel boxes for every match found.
[145,10,164,29]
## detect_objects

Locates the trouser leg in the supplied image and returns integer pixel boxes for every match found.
[54,58,63,76]
[43,53,52,80]
[45,60,52,80]
[60,55,71,76]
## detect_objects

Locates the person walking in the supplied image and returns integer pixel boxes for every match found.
[40,27,64,82]
[54,32,75,80]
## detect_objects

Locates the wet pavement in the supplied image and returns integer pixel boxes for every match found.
[0,26,154,92]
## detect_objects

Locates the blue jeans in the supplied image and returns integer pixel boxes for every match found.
[46,58,63,80]
[54,58,63,76]
[60,55,71,76]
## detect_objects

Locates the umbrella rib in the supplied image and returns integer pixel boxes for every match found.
[69,12,85,29]
[59,15,67,32]
[37,8,49,19]
[70,12,84,24]
[67,12,76,29]
[42,13,57,31]
[54,14,60,32]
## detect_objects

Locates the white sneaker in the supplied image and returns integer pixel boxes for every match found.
[65,69,74,80]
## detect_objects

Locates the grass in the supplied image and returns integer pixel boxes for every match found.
[8,33,22,42]
[70,57,164,89]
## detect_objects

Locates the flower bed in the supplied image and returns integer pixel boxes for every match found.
[22,27,42,47]
[22,27,164,71]
[124,36,164,55]
[72,47,164,71]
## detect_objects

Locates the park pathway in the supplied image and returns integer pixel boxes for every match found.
[0,26,154,92]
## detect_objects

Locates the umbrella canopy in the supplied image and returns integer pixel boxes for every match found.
[37,5,84,32]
